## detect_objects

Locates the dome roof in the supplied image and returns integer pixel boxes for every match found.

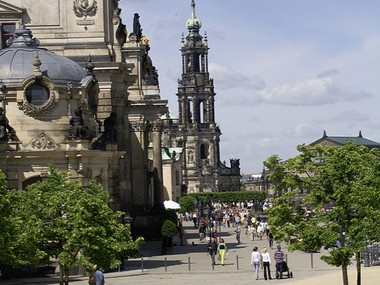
[0,28,86,86]
[186,0,202,30]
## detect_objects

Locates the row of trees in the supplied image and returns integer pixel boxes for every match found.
[0,167,144,285]
[265,143,380,285]
[179,190,266,213]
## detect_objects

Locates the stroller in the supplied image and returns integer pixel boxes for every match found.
[276,261,293,279]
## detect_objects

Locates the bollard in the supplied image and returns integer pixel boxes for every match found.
[141,257,144,272]
[188,257,191,271]
[236,255,239,270]
[285,254,288,264]
[165,257,167,272]
[311,253,313,269]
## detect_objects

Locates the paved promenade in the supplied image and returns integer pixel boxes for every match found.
[2,221,379,284]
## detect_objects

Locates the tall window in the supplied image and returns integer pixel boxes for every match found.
[1,23,15,48]
[200,143,209,159]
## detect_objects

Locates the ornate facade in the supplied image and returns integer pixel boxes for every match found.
[163,1,241,193]
[0,0,167,239]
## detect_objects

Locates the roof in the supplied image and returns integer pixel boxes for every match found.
[309,131,380,148]
[0,28,86,86]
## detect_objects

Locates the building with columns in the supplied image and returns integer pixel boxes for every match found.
[162,1,241,194]
[0,0,169,239]
[0,1,240,240]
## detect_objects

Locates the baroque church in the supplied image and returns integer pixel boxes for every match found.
[0,0,240,238]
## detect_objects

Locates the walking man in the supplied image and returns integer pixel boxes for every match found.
[274,245,285,279]
[235,222,241,244]
[207,237,218,265]
[94,265,104,285]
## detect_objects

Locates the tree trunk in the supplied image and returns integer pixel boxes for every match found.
[64,266,70,285]
[342,265,349,285]
[59,262,70,285]
[59,263,64,285]
[356,252,361,285]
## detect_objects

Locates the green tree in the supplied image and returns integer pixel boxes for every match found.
[0,170,37,275]
[178,195,196,213]
[13,167,144,285]
[265,143,380,285]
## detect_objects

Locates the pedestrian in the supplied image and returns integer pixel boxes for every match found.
[249,225,256,241]
[261,247,272,280]
[267,230,274,249]
[179,222,184,246]
[217,238,228,266]
[93,265,104,285]
[207,237,218,265]
[250,246,261,280]
[235,222,241,244]
[274,244,285,279]
[192,213,197,228]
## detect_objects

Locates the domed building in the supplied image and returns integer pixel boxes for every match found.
[0,0,170,240]
[0,27,120,190]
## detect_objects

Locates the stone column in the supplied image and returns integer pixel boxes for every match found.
[152,120,163,208]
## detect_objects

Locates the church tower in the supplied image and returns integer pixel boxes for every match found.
[176,0,240,193]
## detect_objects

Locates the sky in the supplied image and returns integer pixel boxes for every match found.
[119,0,380,174]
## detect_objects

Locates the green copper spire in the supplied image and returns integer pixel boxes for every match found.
[186,0,202,30]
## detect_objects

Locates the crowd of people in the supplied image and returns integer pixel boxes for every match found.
[180,202,289,281]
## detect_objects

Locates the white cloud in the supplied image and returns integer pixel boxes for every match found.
[256,70,374,106]
[209,63,265,90]
[283,123,321,139]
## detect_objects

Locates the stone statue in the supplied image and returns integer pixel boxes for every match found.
[92,112,117,150]
[69,107,90,140]
[0,107,17,142]
[133,13,142,42]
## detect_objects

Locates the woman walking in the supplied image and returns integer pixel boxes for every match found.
[250,246,261,280]
[217,238,228,266]
[261,247,272,280]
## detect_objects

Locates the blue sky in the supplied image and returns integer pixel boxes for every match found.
[119,0,380,174]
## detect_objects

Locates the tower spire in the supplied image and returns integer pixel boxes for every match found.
[186,0,202,31]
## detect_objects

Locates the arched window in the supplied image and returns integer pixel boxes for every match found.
[200,143,209,159]
[22,176,43,189]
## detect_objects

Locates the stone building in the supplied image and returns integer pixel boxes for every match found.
[0,1,241,241]
[0,0,168,239]
[162,0,241,194]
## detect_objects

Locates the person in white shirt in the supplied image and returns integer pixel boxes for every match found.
[250,246,261,280]
[261,247,272,280]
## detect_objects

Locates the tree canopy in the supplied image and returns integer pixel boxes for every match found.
[3,167,143,284]
[265,143,380,285]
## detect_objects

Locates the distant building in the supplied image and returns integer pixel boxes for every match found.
[244,171,275,196]
[245,130,380,199]
[309,130,380,149]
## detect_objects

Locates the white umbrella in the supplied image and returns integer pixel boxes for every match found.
[164,200,181,210]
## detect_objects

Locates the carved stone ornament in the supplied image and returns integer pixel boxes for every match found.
[29,133,57,149]
[18,90,58,115]
[130,121,145,132]
[73,0,98,18]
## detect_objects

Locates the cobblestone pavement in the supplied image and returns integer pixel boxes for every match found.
[3,221,379,284]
